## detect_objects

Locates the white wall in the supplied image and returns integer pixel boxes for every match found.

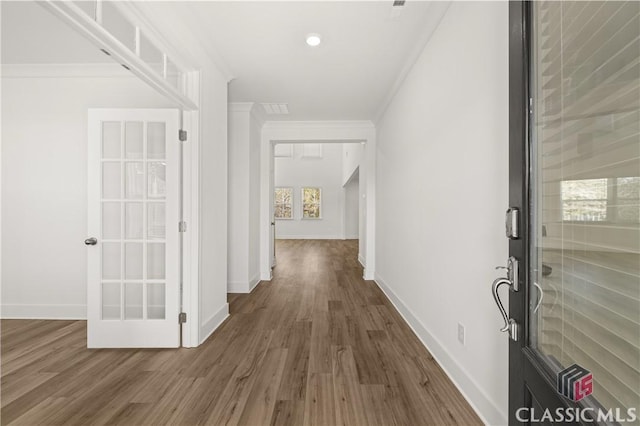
[1,73,172,319]
[197,65,230,342]
[344,171,359,239]
[248,112,261,286]
[343,142,363,186]
[375,2,509,425]
[227,103,262,293]
[274,143,344,239]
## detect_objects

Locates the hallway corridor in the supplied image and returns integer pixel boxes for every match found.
[1,240,481,425]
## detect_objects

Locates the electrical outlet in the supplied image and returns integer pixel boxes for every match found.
[457,323,465,345]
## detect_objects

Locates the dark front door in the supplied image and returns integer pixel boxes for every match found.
[504,1,640,425]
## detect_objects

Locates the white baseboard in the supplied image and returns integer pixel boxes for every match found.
[200,303,229,345]
[228,274,261,294]
[358,253,366,267]
[260,269,273,281]
[1,304,87,320]
[228,281,248,293]
[374,274,507,426]
[276,235,341,240]
[249,273,260,292]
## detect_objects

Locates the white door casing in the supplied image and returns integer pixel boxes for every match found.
[87,108,180,348]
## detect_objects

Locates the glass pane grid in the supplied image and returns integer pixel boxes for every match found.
[100,120,167,321]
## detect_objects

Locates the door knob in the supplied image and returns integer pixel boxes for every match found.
[84,237,98,246]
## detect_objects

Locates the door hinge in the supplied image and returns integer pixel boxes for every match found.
[179,221,187,232]
[179,129,187,142]
[179,312,187,324]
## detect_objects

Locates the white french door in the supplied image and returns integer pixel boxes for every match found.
[87,109,180,348]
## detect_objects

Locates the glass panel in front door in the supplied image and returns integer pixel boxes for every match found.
[101,120,167,321]
[530,0,640,416]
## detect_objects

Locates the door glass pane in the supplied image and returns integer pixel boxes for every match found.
[102,163,121,199]
[125,122,143,159]
[147,203,165,240]
[125,162,144,199]
[102,242,120,280]
[125,203,143,239]
[124,243,142,280]
[147,283,165,319]
[530,0,640,415]
[102,122,121,159]
[148,162,166,198]
[124,282,143,320]
[102,202,120,240]
[147,243,165,279]
[147,122,165,159]
[102,282,121,320]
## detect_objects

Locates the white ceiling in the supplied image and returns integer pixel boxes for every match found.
[2,1,447,122]
[141,1,443,121]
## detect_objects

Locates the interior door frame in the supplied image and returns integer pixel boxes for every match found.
[508,2,598,424]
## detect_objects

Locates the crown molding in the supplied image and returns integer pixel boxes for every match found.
[1,63,132,78]
[374,1,451,124]
[228,102,255,113]
[262,120,375,131]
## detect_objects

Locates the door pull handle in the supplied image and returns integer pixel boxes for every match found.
[492,277,520,341]
[84,237,98,246]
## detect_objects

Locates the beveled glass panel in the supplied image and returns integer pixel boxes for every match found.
[125,122,143,159]
[125,162,144,199]
[102,162,121,199]
[102,282,121,320]
[147,162,166,199]
[124,243,143,280]
[102,202,121,240]
[102,122,121,159]
[124,203,143,239]
[166,59,181,91]
[101,1,136,52]
[124,282,143,320]
[147,283,165,319]
[147,122,166,160]
[147,243,165,279]
[139,31,163,77]
[102,242,120,280]
[147,203,165,240]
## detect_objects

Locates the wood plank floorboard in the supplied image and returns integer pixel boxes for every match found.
[1,239,482,425]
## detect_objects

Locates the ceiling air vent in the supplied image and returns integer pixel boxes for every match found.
[262,103,290,115]
[390,0,405,19]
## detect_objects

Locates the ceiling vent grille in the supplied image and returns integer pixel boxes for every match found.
[393,0,406,6]
[262,103,290,115]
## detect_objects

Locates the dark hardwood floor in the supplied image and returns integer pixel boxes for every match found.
[1,239,481,425]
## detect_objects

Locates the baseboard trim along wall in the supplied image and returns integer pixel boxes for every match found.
[276,235,342,240]
[1,304,87,320]
[227,275,261,294]
[358,253,366,268]
[228,281,248,293]
[374,274,507,426]
[249,274,260,292]
[200,303,229,345]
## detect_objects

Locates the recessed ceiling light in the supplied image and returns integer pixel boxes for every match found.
[306,33,322,47]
